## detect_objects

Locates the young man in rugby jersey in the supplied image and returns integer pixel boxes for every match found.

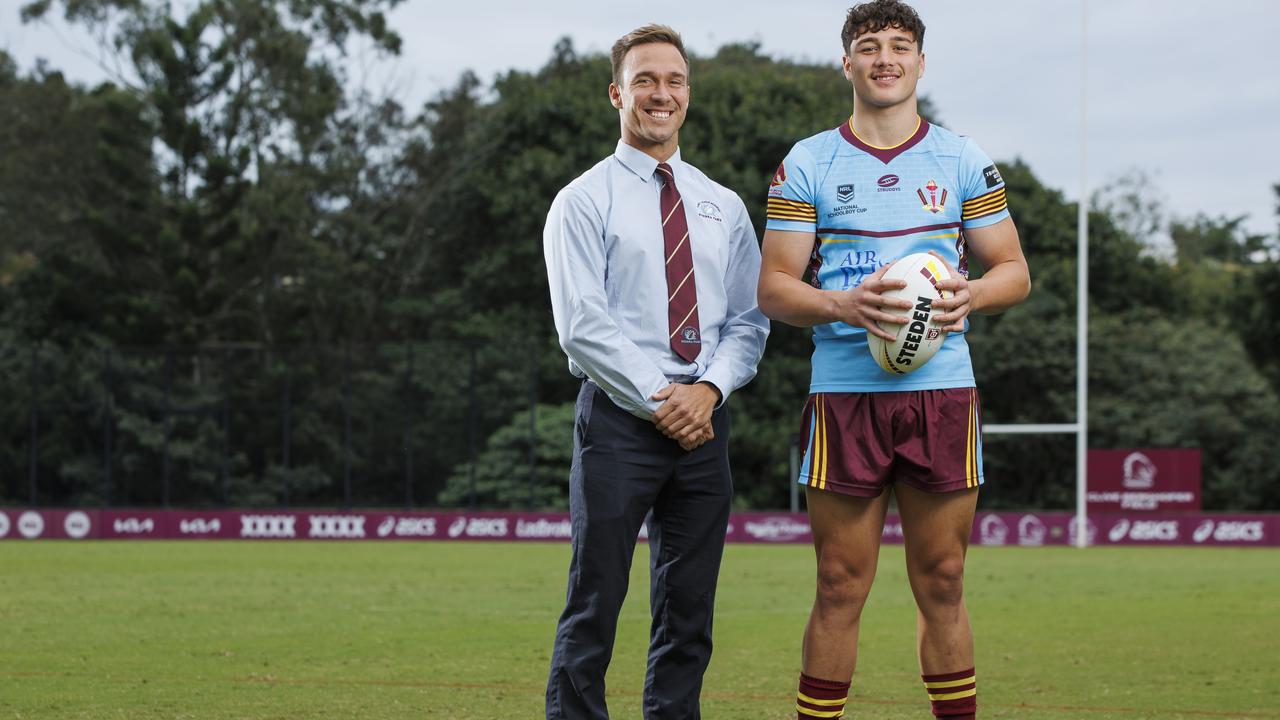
[757,1,1030,718]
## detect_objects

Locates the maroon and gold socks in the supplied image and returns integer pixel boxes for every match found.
[921,667,977,719]
[796,673,850,719]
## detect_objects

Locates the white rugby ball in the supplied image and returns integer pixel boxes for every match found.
[866,253,953,375]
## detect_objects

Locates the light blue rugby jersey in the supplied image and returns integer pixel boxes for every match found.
[765,117,1010,393]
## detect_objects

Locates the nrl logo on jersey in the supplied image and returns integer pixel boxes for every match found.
[836,184,855,203]
[917,180,948,214]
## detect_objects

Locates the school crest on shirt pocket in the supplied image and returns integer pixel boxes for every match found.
[696,200,723,222]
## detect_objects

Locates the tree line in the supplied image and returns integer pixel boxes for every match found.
[2,0,1278,511]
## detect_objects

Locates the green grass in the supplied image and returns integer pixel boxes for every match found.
[1,542,1277,719]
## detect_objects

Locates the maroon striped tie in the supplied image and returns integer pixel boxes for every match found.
[657,162,700,362]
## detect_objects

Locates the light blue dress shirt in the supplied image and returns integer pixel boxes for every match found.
[544,141,770,419]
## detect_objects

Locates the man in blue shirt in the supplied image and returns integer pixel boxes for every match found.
[542,23,769,720]
[758,2,1030,718]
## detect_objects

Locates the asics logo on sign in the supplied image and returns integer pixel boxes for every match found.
[376,516,437,538]
[1110,519,1178,542]
[446,516,508,538]
[18,511,45,539]
[113,517,155,535]
[240,515,296,538]
[308,515,366,539]
[447,517,467,538]
[1193,520,1263,543]
[180,518,222,535]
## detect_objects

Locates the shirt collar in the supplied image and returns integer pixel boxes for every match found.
[614,140,682,183]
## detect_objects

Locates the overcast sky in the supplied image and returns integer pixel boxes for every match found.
[4,0,1279,238]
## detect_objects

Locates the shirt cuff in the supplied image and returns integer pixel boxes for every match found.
[696,365,734,409]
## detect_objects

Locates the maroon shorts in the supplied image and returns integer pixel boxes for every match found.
[796,388,983,497]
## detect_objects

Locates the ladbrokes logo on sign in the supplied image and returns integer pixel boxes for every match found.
[308,515,366,539]
[516,518,571,540]
[743,517,809,543]
[240,515,296,539]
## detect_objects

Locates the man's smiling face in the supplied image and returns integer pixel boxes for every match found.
[611,42,689,156]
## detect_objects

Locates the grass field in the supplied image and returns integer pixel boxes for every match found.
[1,541,1277,719]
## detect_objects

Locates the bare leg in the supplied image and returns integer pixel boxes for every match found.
[896,483,978,673]
[801,487,892,680]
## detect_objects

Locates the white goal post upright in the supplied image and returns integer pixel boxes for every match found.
[1075,0,1090,548]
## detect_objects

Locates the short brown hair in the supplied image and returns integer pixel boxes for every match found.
[610,24,688,86]
[842,0,925,53]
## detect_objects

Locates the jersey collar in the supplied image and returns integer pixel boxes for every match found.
[838,116,930,164]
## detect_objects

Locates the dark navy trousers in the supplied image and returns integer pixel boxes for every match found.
[546,381,733,720]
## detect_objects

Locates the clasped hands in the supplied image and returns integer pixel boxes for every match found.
[651,382,720,451]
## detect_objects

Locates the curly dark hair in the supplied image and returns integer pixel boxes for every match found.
[842,0,926,53]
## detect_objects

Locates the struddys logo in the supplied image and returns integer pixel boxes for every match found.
[308,515,366,539]
[446,516,509,539]
[240,515,296,539]
[743,517,810,542]
[1017,515,1046,546]
[876,174,900,191]
[1122,452,1157,489]
[917,180,948,214]
[696,200,723,223]
[376,516,438,538]
[978,515,1009,546]
[1192,520,1264,544]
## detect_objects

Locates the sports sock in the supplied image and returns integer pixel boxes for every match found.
[796,672,849,719]
[921,667,977,719]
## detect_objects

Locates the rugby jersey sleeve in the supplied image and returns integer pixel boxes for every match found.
[764,144,818,233]
[958,139,1010,229]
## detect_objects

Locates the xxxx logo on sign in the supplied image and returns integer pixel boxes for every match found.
[308,515,366,539]
[240,515,296,539]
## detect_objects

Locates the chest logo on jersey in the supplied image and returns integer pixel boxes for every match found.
[916,180,948,214]
[696,200,723,222]
[836,184,855,203]
[877,174,901,192]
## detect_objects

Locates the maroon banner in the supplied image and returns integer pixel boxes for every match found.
[1,508,1276,547]
[1086,449,1202,512]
